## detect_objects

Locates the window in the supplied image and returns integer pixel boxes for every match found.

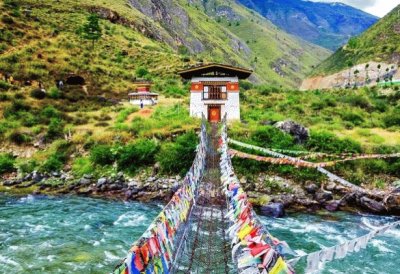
[203,85,227,100]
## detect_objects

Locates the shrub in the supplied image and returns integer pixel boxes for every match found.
[30,88,46,100]
[0,80,11,91]
[41,154,63,173]
[157,131,197,175]
[90,145,115,166]
[343,94,371,109]
[46,118,64,140]
[8,130,30,145]
[135,67,149,78]
[3,99,30,118]
[384,109,400,127]
[165,85,186,98]
[72,157,93,177]
[17,159,39,174]
[117,139,158,172]
[41,105,60,120]
[0,153,15,174]
[250,126,296,149]
[341,111,365,126]
[48,87,61,99]
[306,130,362,153]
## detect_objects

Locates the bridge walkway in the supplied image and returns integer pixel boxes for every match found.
[171,123,233,274]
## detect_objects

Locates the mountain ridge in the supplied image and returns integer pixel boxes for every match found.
[0,0,330,90]
[237,0,378,50]
[312,4,400,77]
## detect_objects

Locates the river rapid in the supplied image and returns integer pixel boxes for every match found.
[0,194,399,273]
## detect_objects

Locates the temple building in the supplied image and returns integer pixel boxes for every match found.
[128,81,159,106]
[179,63,252,122]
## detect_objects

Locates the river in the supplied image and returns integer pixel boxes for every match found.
[0,194,399,273]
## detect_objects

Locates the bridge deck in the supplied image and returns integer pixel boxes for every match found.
[171,124,232,273]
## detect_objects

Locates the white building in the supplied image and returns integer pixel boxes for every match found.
[179,64,252,122]
[128,81,158,107]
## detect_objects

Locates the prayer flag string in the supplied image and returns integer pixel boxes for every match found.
[112,120,208,274]
[228,139,366,193]
[288,220,400,273]
[220,123,295,274]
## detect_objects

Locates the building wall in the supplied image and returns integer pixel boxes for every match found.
[130,99,158,106]
[189,77,240,121]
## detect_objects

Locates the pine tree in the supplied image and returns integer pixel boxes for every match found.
[80,14,102,49]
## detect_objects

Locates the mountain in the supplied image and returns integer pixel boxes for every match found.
[312,4,400,76]
[237,0,378,50]
[0,0,330,90]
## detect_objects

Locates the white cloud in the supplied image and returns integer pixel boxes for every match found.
[311,0,400,17]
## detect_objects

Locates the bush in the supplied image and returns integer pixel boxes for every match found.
[341,111,365,126]
[306,130,362,153]
[72,157,93,177]
[117,139,158,172]
[157,131,198,175]
[384,109,400,127]
[343,95,371,109]
[135,67,149,78]
[41,105,60,120]
[41,154,64,173]
[46,118,64,140]
[0,80,12,90]
[30,88,46,100]
[90,145,115,166]
[250,126,296,149]
[165,85,186,98]
[17,159,39,174]
[0,153,15,174]
[8,130,30,145]
[48,87,61,99]
[3,99,30,118]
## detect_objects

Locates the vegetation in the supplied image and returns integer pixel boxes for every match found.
[0,153,15,174]
[313,5,400,75]
[157,131,198,175]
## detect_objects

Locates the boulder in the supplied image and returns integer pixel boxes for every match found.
[305,183,318,194]
[384,193,400,214]
[78,177,91,186]
[260,203,285,218]
[315,191,333,202]
[274,120,310,143]
[109,184,123,191]
[32,171,43,183]
[325,200,341,212]
[96,177,108,187]
[360,197,387,214]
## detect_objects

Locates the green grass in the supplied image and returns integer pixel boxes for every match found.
[313,4,400,75]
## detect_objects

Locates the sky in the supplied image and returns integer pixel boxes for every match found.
[313,0,400,17]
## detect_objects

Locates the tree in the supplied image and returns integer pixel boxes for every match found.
[80,14,102,48]
[377,64,382,83]
[365,63,370,85]
[346,61,353,87]
[354,69,360,87]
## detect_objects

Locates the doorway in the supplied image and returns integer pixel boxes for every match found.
[208,105,221,123]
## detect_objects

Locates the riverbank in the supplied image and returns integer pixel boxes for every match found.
[2,171,400,216]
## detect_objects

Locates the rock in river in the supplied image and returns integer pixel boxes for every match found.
[260,203,285,218]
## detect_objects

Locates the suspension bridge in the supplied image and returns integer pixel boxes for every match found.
[112,117,400,274]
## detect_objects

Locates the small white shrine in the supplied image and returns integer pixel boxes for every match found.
[128,81,158,106]
[179,64,252,122]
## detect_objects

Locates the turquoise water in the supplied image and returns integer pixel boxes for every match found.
[0,194,160,273]
[1,194,399,274]
[261,212,400,274]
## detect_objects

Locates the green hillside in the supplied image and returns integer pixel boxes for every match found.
[313,4,400,76]
[0,0,329,90]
